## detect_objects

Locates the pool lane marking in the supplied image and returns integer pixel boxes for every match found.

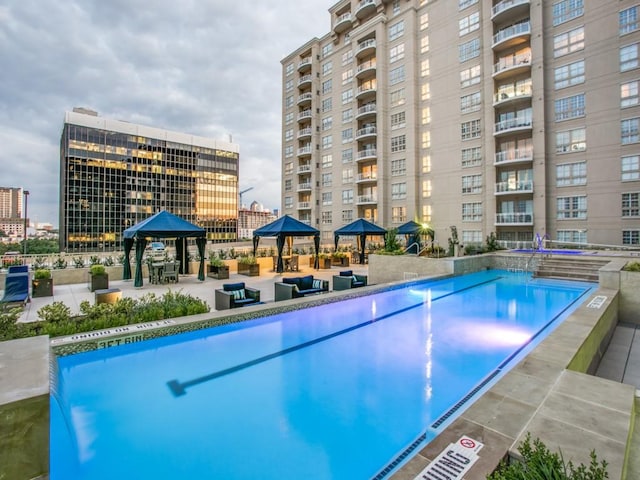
[166,276,504,397]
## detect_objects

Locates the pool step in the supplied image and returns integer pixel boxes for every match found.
[533,257,608,282]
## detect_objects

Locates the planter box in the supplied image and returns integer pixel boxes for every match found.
[207,265,230,280]
[318,258,333,269]
[332,256,350,267]
[88,273,109,292]
[238,263,260,276]
[32,278,53,298]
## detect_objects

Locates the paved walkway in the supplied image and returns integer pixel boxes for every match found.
[596,323,640,389]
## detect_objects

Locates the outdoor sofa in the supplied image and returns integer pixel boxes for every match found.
[332,270,368,291]
[215,282,261,310]
[274,275,329,301]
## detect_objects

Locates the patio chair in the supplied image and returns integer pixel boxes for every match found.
[332,270,368,291]
[1,272,30,306]
[289,255,299,272]
[8,265,28,274]
[162,262,179,284]
[215,282,261,310]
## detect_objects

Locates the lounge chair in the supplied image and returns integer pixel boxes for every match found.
[7,265,28,274]
[332,270,368,291]
[1,272,30,306]
[215,282,261,310]
[274,275,329,301]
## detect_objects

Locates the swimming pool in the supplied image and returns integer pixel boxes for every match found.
[50,270,593,479]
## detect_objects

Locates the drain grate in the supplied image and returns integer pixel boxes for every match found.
[371,432,427,480]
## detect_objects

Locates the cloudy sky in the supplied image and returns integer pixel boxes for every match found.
[0,0,331,227]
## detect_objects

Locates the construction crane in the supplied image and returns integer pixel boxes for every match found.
[239,187,254,209]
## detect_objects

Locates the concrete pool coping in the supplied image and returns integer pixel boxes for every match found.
[2,265,638,479]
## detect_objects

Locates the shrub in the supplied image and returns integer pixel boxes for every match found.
[89,264,106,276]
[53,256,68,269]
[73,257,85,269]
[208,252,225,267]
[89,255,101,266]
[102,256,114,267]
[487,433,608,480]
[623,261,640,272]
[238,255,257,265]
[485,231,501,252]
[34,268,52,280]
[33,257,48,270]
[0,307,23,341]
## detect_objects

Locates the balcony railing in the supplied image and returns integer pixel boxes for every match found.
[493,85,532,104]
[297,127,312,139]
[297,74,312,87]
[357,194,378,204]
[356,82,377,97]
[297,183,312,192]
[297,202,311,209]
[491,0,530,20]
[494,51,531,75]
[356,103,377,117]
[356,38,376,55]
[297,110,312,121]
[297,92,313,104]
[297,58,312,71]
[356,0,376,19]
[494,116,532,134]
[357,148,377,160]
[356,172,377,182]
[334,12,352,33]
[494,148,533,164]
[495,180,533,194]
[297,164,312,174]
[356,59,377,76]
[495,212,533,225]
[297,145,312,156]
[493,21,531,48]
[355,126,377,139]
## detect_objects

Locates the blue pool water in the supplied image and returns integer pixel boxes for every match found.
[51,271,593,479]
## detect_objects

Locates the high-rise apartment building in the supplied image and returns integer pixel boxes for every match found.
[0,187,26,238]
[60,109,239,252]
[281,0,640,247]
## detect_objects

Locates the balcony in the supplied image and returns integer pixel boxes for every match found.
[297,92,313,106]
[355,125,377,140]
[495,180,533,195]
[297,74,312,88]
[493,51,531,79]
[355,0,376,20]
[357,194,378,204]
[334,12,352,33]
[494,116,532,136]
[356,172,377,183]
[297,110,312,122]
[297,202,311,210]
[356,148,377,161]
[297,164,312,174]
[491,0,530,23]
[297,183,312,192]
[493,84,532,106]
[356,82,377,100]
[297,127,312,140]
[492,20,531,51]
[356,103,377,119]
[356,59,376,79]
[297,144,312,156]
[297,57,312,72]
[494,148,533,165]
[495,212,533,225]
[356,38,376,58]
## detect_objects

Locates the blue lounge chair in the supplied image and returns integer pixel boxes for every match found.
[1,272,30,306]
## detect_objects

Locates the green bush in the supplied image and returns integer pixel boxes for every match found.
[53,256,68,269]
[487,433,608,480]
[238,255,257,265]
[34,268,52,280]
[623,261,640,272]
[89,264,106,276]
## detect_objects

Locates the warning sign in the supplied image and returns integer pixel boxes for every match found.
[414,436,484,480]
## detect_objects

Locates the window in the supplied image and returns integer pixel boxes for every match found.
[391,182,407,200]
[285,95,294,108]
[421,35,430,54]
[285,79,293,92]
[391,111,406,129]
[392,0,401,15]
[322,79,332,94]
[322,60,333,76]
[321,173,332,187]
[285,112,293,125]
[556,127,586,153]
[342,148,353,163]
[392,207,407,223]
[342,50,353,65]
[422,179,432,198]
[391,134,406,152]
[391,158,406,176]
[623,192,640,216]
[389,20,405,41]
[284,179,292,192]
[284,161,293,174]
[552,0,584,26]
[556,161,586,186]
[342,89,353,104]
[322,153,333,168]
[421,107,431,125]
[342,209,354,223]
[342,108,353,123]
[462,174,482,194]
[285,63,294,76]
[620,6,639,35]
[342,128,353,143]
[621,43,640,71]
[461,92,481,113]
[460,65,481,87]
[420,59,430,77]
[459,38,480,62]
[623,230,640,245]
[321,43,333,58]
[462,202,482,221]
[461,147,482,167]
[421,82,430,100]
[555,93,585,121]
[390,87,406,106]
[622,80,639,108]
[284,196,293,209]
[622,155,640,181]
[558,230,587,244]
[389,65,406,85]
[622,118,640,144]
[554,27,584,57]
[554,60,585,89]
[322,116,332,131]
[342,189,354,204]
[420,13,429,30]
[342,168,354,183]
[342,69,354,84]
[462,230,482,244]
[322,192,332,206]
[557,195,587,219]
[421,131,431,148]
[459,12,479,36]
[461,119,481,140]
[322,98,332,112]
[390,44,405,63]
[284,145,293,158]
[459,0,478,10]
[285,129,293,141]
[322,135,332,149]
[321,211,332,224]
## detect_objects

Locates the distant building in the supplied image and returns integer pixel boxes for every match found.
[237,202,277,239]
[0,187,26,239]
[60,109,240,252]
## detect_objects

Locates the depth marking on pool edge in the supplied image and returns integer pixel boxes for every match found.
[166,276,504,397]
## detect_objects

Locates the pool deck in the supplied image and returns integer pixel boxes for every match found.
[3,264,640,479]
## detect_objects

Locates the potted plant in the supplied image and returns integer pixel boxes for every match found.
[32,268,53,297]
[88,264,109,292]
[207,253,230,279]
[318,253,332,269]
[237,255,260,276]
[331,251,350,267]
